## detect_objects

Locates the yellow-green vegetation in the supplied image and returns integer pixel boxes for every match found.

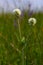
[0,12,43,65]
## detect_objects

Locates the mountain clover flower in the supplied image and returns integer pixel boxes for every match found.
[28,18,37,26]
[13,8,21,16]
[13,8,22,40]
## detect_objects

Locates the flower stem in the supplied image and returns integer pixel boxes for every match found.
[18,19,25,65]
[18,19,21,39]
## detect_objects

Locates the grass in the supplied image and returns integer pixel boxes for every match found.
[0,12,43,65]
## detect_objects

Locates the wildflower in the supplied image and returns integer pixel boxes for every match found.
[13,8,21,16]
[28,18,37,26]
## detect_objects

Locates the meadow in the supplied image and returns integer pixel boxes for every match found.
[0,12,43,65]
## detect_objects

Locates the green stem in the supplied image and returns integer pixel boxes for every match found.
[18,19,21,40]
[18,19,25,65]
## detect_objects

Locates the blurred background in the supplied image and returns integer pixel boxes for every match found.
[0,0,43,13]
[0,0,43,65]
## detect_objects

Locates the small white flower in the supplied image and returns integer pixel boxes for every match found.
[13,9,21,16]
[28,18,37,26]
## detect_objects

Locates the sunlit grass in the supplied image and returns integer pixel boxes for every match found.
[0,12,43,65]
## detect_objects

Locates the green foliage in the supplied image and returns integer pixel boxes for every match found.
[0,12,43,65]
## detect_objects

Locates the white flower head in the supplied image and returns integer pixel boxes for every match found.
[28,18,37,26]
[13,9,21,16]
